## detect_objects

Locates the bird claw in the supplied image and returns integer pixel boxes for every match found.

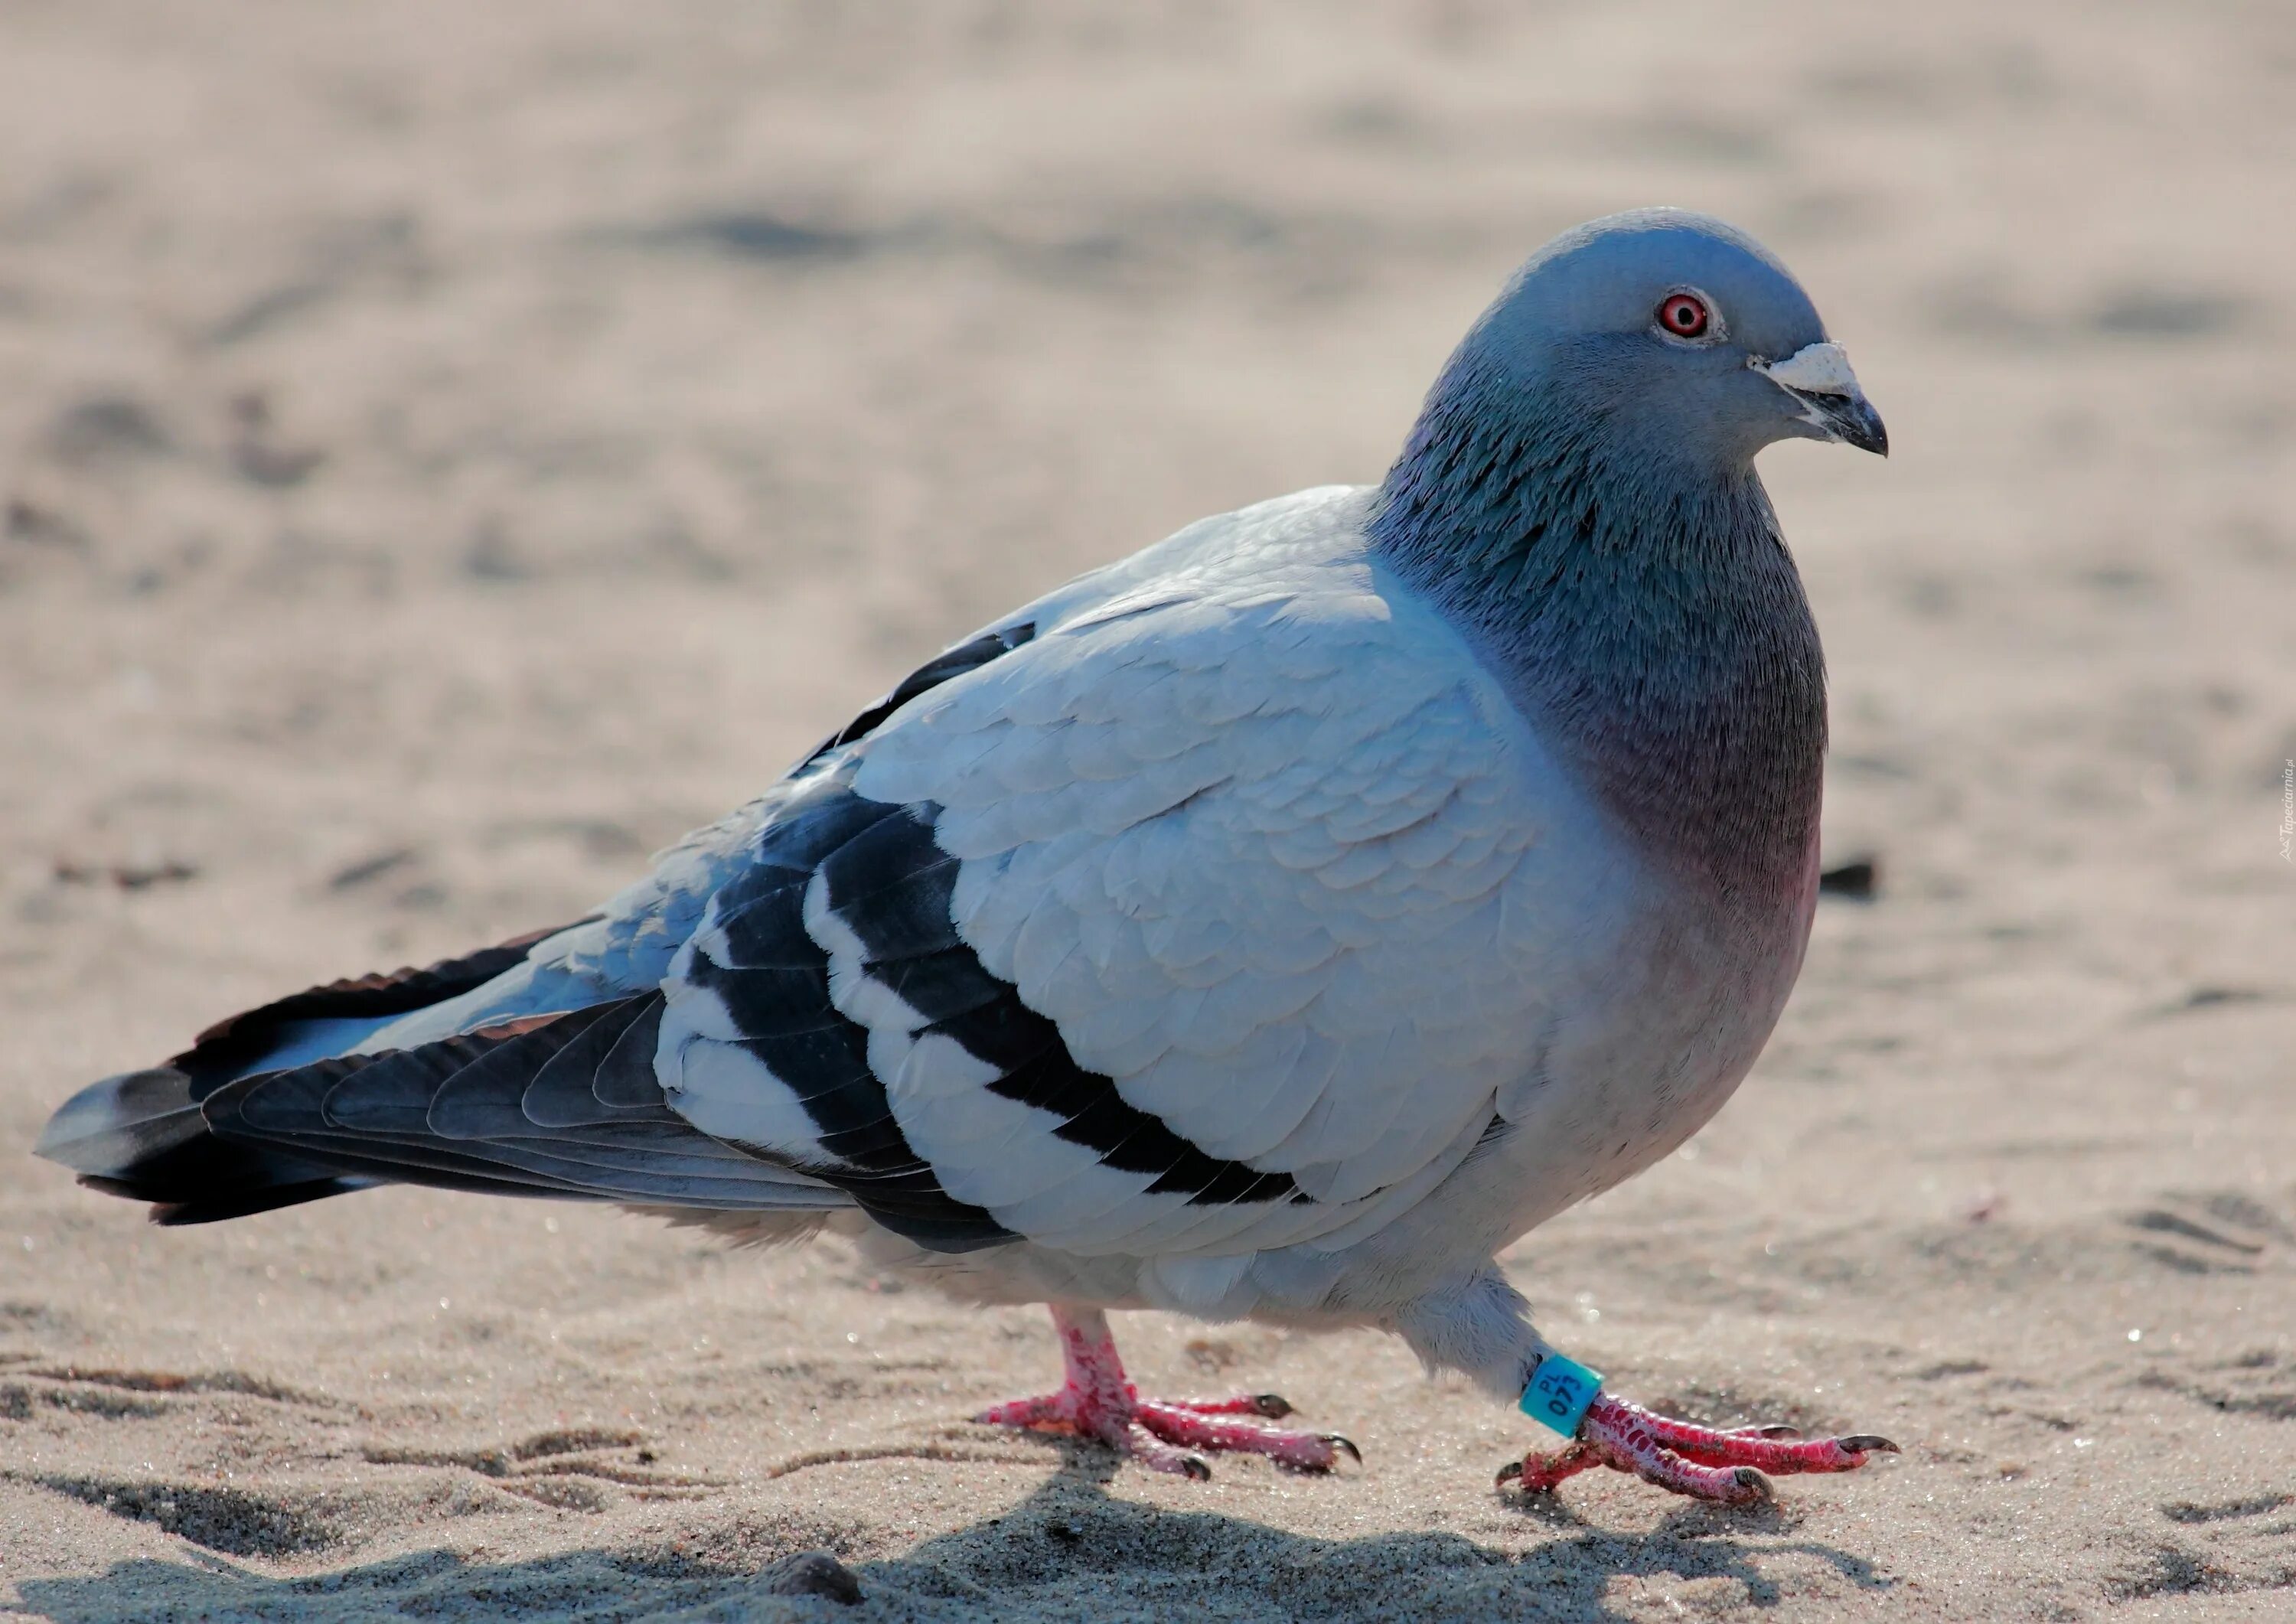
[1137,1398,1358,1473]
[1501,1393,1892,1505]
[1277,1433,1362,1472]
[980,1396,1358,1477]
[975,1310,1358,1479]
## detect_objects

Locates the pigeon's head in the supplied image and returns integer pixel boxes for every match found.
[1463,208,1886,466]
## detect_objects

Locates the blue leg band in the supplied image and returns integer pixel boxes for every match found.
[1520,1352,1603,1436]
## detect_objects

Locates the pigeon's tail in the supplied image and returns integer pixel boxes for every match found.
[35,932,850,1227]
[37,1063,376,1223]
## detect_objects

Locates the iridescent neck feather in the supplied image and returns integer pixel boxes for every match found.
[1369,351,1826,908]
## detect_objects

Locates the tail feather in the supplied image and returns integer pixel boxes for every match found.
[38,946,853,1225]
[36,1066,369,1223]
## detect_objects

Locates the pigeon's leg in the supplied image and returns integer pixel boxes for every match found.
[1502,1393,1897,1506]
[974,1305,1358,1478]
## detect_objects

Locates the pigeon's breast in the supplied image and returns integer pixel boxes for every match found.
[1463,540,1828,1228]
[1474,729,1817,1241]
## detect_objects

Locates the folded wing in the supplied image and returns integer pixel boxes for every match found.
[663,529,1554,1263]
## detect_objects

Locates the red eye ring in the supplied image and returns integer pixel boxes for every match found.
[1657,292,1711,338]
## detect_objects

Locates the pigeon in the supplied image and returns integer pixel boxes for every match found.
[38,208,1896,1505]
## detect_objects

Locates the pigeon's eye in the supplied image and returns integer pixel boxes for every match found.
[1657,293,1711,339]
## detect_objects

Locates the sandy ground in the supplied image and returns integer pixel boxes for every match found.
[1,2,2292,1619]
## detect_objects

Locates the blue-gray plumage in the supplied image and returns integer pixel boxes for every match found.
[37,209,1896,1504]
[1375,210,1867,908]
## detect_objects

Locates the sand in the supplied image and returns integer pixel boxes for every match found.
[2,2,2292,1619]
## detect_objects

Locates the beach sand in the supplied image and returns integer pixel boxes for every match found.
[2,3,2292,1618]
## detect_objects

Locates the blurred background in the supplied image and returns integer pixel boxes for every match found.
[2,4,2291,1618]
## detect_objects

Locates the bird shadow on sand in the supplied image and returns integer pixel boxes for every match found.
[11,1446,1892,1622]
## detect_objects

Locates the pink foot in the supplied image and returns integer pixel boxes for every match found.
[1499,1391,1896,1505]
[977,1306,1360,1479]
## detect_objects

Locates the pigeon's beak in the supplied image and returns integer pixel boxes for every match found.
[1753,341,1888,458]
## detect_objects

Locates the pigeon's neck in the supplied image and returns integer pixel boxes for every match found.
[1368,362,1826,908]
